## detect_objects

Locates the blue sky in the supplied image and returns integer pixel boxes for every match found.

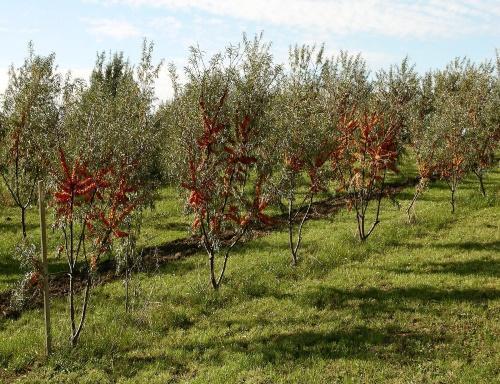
[1,0,499,100]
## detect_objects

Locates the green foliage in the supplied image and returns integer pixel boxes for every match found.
[56,40,162,201]
[0,42,61,236]
[322,50,371,119]
[374,57,419,145]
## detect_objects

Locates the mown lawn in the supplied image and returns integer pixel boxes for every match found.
[0,162,498,383]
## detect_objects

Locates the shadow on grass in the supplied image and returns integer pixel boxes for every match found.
[0,257,21,277]
[401,240,499,252]
[156,258,199,277]
[151,221,189,232]
[301,285,499,313]
[0,255,23,289]
[387,257,500,278]
[0,220,37,234]
[434,241,500,252]
[181,325,447,364]
[395,190,447,203]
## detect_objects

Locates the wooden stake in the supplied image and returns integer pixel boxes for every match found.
[38,181,51,357]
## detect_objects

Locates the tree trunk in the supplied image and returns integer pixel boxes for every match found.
[207,229,245,289]
[209,251,220,290]
[287,197,298,266]
[450,186,456,214]
[70,274,91,347]
[21,207,27,239]
[475,170,486,197]
[288,194,314,265]
[357,210,366,241]
[125,268,130,313]
[69,272,76,346]
[406,189,420,224]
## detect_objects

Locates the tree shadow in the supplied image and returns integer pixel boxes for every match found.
[387,257,499,278]
[0,257,21,277]
[400,240,499,253]
[151,222,189,232]
[156,257,199,276]
[181,325,448,365]
[395,190,446,203]
[0,219,37,234]
[433,241,500,252]
[300,285,500,314]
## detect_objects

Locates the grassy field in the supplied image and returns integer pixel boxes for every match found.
[0,160,498,383]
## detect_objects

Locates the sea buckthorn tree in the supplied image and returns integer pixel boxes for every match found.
[0,43,60,237]
[461,60,499,196]
[52,150,137,346]
[431,58,482,212]
[49,41,161,345]
[332,112,399,241]
[169,34,280,288]
[270,44,333,266]
[406,71,438,222]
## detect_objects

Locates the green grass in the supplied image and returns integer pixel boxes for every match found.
[0,163,498,383]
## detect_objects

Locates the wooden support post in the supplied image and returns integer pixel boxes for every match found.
[38,181,52,357]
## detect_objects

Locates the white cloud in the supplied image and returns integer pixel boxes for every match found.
[82,17,141,39]
[0,22,40,35]
[149,16,182,33]
[92,0,500,39]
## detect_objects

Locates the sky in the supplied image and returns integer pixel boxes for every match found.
[0,0,499,101]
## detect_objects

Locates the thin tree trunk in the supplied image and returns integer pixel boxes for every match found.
[364,183,384,240]
[406,189,420,223]
[208,229,246,289]
[208,250,218,289]
[287,196,297,266]
[357,210,366,241]
[474,170,486,197]
[21,207,27,239]
[450,185,456,214]
[215,251,230,288]
[292,194,313,264]
[71,274,91,347]
[69,271,76,346]
[125,263,130,313]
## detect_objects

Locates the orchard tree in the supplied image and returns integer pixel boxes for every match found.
[434,130,466,214]
[53,40,162,248]
[332,112,399,241]
[0,43,60,237]
[52,149,137,346]
[321,51,399,241]
[270,44,332,266]
[170,34,280,289]
[462,60,499,196]
[406,71,438,222]
[48,41,162,345]
[406,131,440,222]
[431,58,483,212]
